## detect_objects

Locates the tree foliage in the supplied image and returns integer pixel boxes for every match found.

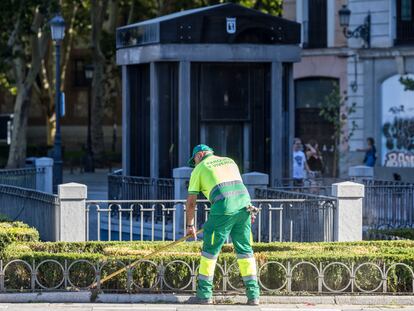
[319,83,357,176]
[0,0,284,167]
[400,76,414,91]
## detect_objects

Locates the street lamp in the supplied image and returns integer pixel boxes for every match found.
[50,14,65,192]
[84,64,94,172]
[338,4,371,48]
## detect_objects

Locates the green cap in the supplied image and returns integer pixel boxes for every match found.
[188,144,214,167]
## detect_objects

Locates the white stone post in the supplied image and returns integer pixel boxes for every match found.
[34,157,54,193]
[58,182,87,242]
[242,171,269,199]
[173,167,192,239]
[348,165,374,182]
[243,172,269,239]
[331,181,365,241]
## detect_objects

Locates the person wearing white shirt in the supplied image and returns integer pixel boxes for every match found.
[292,138,310,187]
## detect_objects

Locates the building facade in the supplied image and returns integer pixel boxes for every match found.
[284,0,414,179]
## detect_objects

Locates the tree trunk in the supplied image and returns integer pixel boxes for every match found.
[6,86,31,168]
[91,0,109,165]
[6,4,50,168]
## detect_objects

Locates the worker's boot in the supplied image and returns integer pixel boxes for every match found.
[247,297,260,305]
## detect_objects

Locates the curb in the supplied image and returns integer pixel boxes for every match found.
[0,293,413,305]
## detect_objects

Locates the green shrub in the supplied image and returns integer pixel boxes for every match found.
[0,222,39,252]
[0,214,10,222]
[2,240,414,293]
[370,228,414,240]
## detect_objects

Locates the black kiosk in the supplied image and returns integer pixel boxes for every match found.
[116,3,301,184]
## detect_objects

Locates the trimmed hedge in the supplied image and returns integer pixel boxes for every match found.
[7,240,414,262]
[370,228,414,240]
[0,221,39,251]
[3,240,414,293]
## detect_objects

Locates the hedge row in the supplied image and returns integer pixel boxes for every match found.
[0,221,39,251]
[12,239,414,257]
[370,228,414,240]
[3,240,414,293]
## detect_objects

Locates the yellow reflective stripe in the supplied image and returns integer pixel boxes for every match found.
[211,231,215,246]
[237,257,257,277]
[199,256,217,277]
[250,232,253,244]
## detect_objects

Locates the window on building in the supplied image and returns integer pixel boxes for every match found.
[396,0,414,44]
[305,0,327,48]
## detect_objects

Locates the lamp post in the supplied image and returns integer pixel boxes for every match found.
[50,14,65,192]
[338,4,371,48]
[84,64,94,172]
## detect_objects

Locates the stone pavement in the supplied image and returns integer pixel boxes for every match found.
[1,294,414,310]
[1,303,414,311]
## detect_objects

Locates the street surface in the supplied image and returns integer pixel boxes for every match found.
[1,304,414,311]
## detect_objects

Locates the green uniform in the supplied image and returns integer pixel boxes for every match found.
[188,154,260,300]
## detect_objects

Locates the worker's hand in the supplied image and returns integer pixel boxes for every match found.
[251,214,256,224]
[186,225,197,240]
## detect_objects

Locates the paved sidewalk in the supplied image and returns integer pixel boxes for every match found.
[1,294,414,309]
[1,303,414,311]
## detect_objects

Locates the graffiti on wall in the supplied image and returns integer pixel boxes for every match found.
[381,75,414,167]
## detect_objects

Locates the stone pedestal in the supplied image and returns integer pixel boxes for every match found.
[332,181,365,241]
[242,171,269,199]
[58,183,87,241]
[26,157,54,193]
[173,167,192,239]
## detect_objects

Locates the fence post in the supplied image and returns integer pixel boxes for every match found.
[58,182,87,241]
[348,165,374,182]
[243,172,269,240]
[242,172,269,199]
[173,167,192,239]
[34,157,54,193]
[331,181,364,241]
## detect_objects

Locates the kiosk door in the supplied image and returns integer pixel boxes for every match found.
[191,62,269,173]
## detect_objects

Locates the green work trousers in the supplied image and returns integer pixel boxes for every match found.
[197,208,260,300]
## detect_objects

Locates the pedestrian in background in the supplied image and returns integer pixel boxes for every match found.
[306,139,324,178]
[292,138,309,187]
[357,137,377,167]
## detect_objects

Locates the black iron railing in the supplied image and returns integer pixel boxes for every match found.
[0,184,59,240]
[255,188,336,242]
[0,168,40,189]
[362,179,414,230]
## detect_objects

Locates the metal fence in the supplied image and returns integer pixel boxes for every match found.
[2,258,413,294]
[255,189,336,242]
[272,178,348,196]
[108,170,174,201]
[362,179,414,230]
[85,198,336,243]
[0,184,59,240]
[0,167,41,189]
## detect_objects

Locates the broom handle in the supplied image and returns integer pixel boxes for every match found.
[90,228,204,289]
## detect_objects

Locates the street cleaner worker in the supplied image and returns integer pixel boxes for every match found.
[185,144,260,305]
